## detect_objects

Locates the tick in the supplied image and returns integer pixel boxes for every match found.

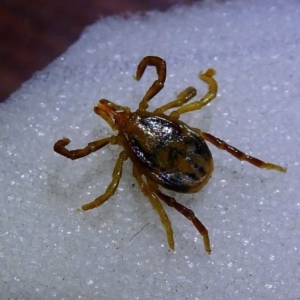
[54,56,286,253]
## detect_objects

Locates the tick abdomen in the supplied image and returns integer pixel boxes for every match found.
[123,111,213,193]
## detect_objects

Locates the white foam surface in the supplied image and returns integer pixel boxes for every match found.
[1,0,300,299]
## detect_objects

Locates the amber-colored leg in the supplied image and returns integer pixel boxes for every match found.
[135,56,166,111]
[170,68,218,119]
[154,188,211,254]
[54,136,118,160]
[132,166,175,250]
[154,86,197,115]
[201,131,287,172]
[81,151,128,211]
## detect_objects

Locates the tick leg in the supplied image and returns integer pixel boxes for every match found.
[54,136,117,160]
[154,86,197,115]
[170,68,218,119]
[135,56,166,111]
[81,151,128,211]
[155,189,211,254]
[201,131,287,172]
[132,166,175,250]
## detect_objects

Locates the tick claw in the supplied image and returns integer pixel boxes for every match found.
[61,137,71,145]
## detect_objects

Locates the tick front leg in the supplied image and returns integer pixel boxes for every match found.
[54,136,117,160]
[155,189,211,254]
[170,68,218,118]
[81,151,128,211]
[133,166,175,250]
[201,131,287,172]
[135,56,166,111]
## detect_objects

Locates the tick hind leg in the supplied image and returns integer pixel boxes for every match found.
[201,131,287,172]
[135,56,166,111]
[169,68,218,119]
[133,166,175,250]
[154,188,211,254]
[81,150,128,211]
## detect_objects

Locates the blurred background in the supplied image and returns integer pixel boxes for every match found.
[0,0,193,103]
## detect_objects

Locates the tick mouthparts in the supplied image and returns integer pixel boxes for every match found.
[94,99,130,130]
[94,99,114,117]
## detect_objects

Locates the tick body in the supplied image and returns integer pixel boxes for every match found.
[122,111,213,193]
[54,56,286,254]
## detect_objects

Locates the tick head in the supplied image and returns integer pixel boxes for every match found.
[94,99,131,130]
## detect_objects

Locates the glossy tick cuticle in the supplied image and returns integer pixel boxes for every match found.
[54,56,286,254]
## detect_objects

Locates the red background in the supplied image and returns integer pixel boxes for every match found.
[0,0,192,102]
